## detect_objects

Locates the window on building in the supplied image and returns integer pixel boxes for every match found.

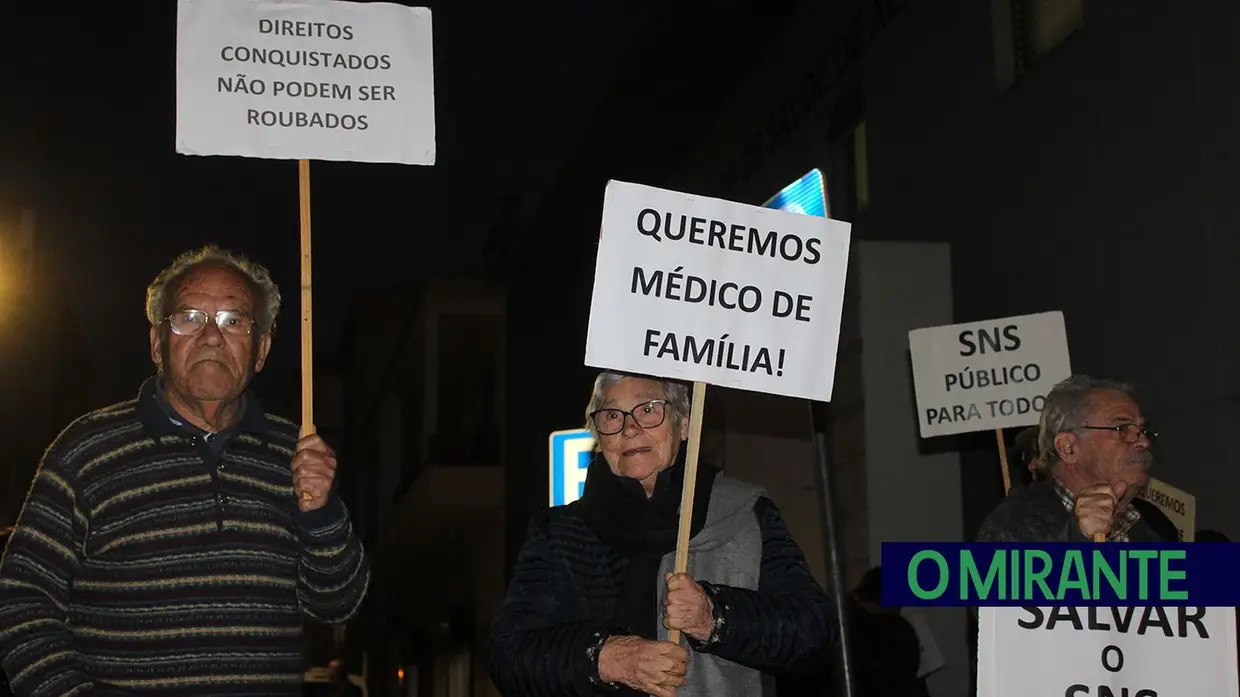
[993,0,1083,91]
[825,86,867,221]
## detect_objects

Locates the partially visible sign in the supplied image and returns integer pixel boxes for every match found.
[762,169,827,218]
[977,606,1238,697]
[908,311,1072,438]
[176,0,435,164]
[549,429,595,507]
[1140,477,1196,542]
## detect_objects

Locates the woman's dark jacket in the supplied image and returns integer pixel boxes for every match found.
[487,457,834,696]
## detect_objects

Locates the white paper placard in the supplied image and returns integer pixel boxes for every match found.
[585,180,852,402]
[176,0,435,165]
[1140,477,1197,542]
[977,606,1238,697]
[908,311,1072,438]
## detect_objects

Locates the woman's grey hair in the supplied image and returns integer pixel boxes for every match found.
[145,245,282,335]
[583,371,692,440]
[1037,374,1137,472]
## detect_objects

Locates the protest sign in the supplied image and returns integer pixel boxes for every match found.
[908,311,1071,438]
[176,0,435,165]
[976,606,1239,696]
[174,0,437,459]
[584,180,852,402]
[1140,477,1196,542]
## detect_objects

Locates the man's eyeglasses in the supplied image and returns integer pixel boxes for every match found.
[165,309,255,337]
[590,399,668,436]
[1081,423,1158,444]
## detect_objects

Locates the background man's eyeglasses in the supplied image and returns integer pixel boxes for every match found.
[1081,423,1158,444]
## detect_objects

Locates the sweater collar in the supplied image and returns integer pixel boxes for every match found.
[137,375,270,439]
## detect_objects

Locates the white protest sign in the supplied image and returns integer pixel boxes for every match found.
[908,311,1071,438]
[584,181,852,402]
[176,0,435,165]
[977,606,1238,697]
[1140,477,1197,542]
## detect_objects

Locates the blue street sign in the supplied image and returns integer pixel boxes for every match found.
[762,168,827,218]
[549,429,596,507]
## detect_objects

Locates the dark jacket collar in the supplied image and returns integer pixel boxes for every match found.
[1007,480,1176,543]
[137,375,270,439]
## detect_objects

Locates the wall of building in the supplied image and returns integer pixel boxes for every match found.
[710,397,828,586]
[676,0,1240,535]
[671,0,912,203]
[338,281,506,697]
[869,1,1240,539]
[667,1,1240,691]
[857,242,964,696]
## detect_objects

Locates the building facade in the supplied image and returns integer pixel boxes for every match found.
[337,280,505,697]
[667,0,1239,693]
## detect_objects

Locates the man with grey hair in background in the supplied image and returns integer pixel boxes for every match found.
[0,246,370,696]
[977,374,1176,542]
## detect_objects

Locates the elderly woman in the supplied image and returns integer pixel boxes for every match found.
[488,371,833,697]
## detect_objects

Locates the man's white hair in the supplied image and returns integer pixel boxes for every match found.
[1037,374,1138,472]
[145,244,282,334]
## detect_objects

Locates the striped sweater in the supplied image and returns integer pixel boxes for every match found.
[0,378,370,696]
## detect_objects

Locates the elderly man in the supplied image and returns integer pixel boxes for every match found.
[0,246,370,695]
[977,375,1176,542]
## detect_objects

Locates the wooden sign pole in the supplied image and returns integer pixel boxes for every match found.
[667,381,708,646]
[996,428,1012,495]
[298,159,315,501]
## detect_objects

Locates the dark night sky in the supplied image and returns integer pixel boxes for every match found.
[1,1,655,408]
